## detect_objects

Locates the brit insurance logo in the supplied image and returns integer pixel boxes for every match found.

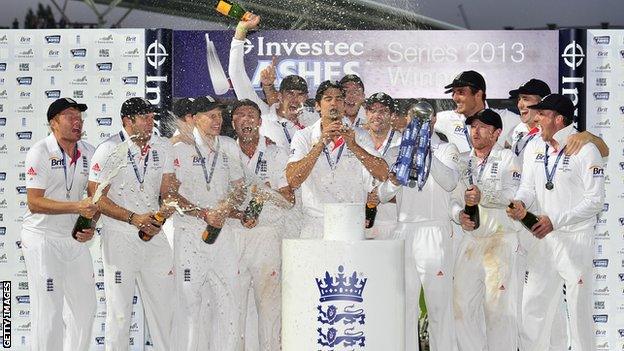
[316,265,367,349]
[16,35,32,45]
[47,48,61,58]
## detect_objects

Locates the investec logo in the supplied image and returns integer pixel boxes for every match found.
[97,62,113,71]
[247,37,365,56]
[560,37,584,124]
[122,76,138,85]
[70,48,87,58]
[593,36,610,45]
[44,35,61,44]
[316,265,367,349]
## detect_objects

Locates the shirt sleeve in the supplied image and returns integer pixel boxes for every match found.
[88,142,111,184]
[25,145,49,190]
[514,141,537,209]
[160,140,175,175]
[272,147,290,189]
[287,129,309,163]
[550,144,605,229]
[431,143,460,192]
[229,38,269,114]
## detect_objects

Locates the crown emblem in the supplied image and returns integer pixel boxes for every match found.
[316,265,367,302]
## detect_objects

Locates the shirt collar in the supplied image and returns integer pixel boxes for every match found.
[550,124,575,151]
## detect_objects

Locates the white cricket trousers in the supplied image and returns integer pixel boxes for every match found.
[171,222,243,351]
[393,220,458,351]
[101,229,174,351]
[520,230,594,351]
[235,225,282,351]
[20,230,96,351]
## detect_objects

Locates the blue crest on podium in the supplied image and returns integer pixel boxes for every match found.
[316,265,367,302]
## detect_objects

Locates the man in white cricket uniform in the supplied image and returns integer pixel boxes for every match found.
[340,74,368,128]
[228,99,294,350]
[170,96,246,351]
[451,109,522,351]
[435,70,519,153]
[363,92,401,239]
[88,97,175,351]
[286,80,389,238]
[507,94,604,351]
[229,15,318,148]
[21,98,97,351]
[378,107,460,351]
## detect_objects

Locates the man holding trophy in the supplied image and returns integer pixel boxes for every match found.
[377,101,460,351]
[451,109,523,351]
[286,80,388,238]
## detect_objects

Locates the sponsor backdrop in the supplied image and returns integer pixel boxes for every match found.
[0,27,621,350]
[585,29,624,351]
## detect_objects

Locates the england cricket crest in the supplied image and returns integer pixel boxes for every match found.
[316,265,367,349]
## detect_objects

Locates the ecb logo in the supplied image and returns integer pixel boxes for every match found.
[316,265,367,349]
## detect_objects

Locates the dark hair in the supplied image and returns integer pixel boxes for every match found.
[468,86,486,102]
[230,99,261,118]
[315,80,345,103]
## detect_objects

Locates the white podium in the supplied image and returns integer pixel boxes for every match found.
[282,203,405,350]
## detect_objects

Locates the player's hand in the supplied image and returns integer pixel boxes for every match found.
[241,216,258,228]
[531,215,553,239]
[464,185,481,206]
[74,228,95,243]
[341,127,357,148]
[459,211,476,231]
[131,212,162,237]
[565,131,591,156]
[506,200,526,221]
[367,189,380,206]
[77,197,98,218]
[320,120,343,144]
[202,209,226,228]
[238,14,260,32]
[260,56,277,87]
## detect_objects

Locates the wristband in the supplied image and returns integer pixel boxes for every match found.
[127,211,135,224]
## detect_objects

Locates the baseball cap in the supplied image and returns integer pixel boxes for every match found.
[47,97,87,121]
[121,97,155,118]
[508,79,551,98]
[444,70,486,94]
[192,95,222,114]
[465,109,503,130]
[527,94,574,121]
[339,74,365,90]
[172,97,195,118]
[279,75,308,93]
[365,92,395,112]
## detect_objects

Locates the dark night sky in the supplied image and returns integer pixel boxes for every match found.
[1,0,621,30]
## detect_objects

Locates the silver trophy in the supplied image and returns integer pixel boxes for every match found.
[406,101,434,188]
[457,156,498,207]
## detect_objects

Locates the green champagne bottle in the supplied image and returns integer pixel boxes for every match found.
[215,0,252,21]
[71,215,92,240]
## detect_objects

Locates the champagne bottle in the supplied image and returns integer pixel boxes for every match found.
[138,212,166,242]
[365,202,377,229]
[215,0,252,21]
[71,215,92,240]
[202,225,222,244]
[464,203,480,229]
[508,203,539,231]
[243,198,264,222]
